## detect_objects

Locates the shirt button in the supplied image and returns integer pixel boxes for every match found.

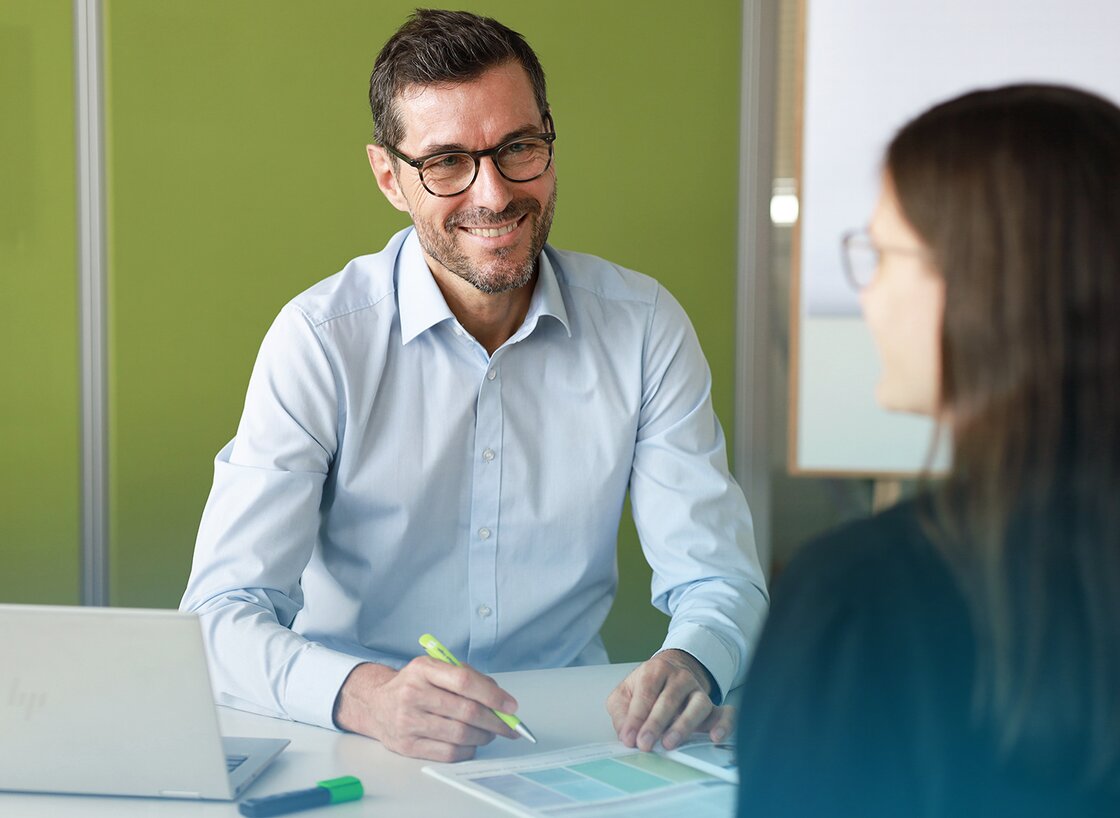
[478,527,491,540]
[477,604,492,618]
[487,369,497,381]
[482,448,496,462]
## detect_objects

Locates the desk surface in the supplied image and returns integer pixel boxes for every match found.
[2,662,639,817]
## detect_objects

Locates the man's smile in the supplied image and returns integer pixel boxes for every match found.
[461,220,520,238]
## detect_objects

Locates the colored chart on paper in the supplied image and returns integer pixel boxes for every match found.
[424,742,737,817]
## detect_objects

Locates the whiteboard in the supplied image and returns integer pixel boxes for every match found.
[791,0,1120,475]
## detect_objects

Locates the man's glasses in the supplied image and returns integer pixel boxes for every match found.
[840,229,932,290]
[383,114,557,198]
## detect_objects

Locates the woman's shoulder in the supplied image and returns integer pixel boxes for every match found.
[736,496,979,817]
[762,495,973,664]
[778,495,954,605]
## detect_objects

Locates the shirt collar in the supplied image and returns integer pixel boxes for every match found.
[398,229,456,345]
[519,246,572,339]
[397,228,572,345]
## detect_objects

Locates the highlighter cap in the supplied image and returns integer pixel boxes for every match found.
[317,775,364,803]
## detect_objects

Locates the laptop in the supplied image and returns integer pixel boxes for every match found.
[0,604,289,800]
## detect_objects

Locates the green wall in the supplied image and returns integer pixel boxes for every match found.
[9,0,743,662]
[0,2,81,604]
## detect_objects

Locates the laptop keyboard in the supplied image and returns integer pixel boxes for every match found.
[226,754,248,773]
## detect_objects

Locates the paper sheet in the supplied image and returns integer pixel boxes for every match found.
[423,741,737,817]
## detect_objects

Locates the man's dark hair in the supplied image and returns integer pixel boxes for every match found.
[369,8,549,151]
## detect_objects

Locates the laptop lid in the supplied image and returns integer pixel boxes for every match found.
[0,604,287,799]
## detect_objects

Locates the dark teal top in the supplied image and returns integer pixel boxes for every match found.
[736,499,1117,817]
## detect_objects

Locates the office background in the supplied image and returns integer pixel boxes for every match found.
[1,0,862,661]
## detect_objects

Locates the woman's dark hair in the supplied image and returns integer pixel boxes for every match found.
[369,9,549,151]
[888,84,1120,782]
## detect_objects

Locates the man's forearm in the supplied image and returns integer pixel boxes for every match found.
[187,592,364,728]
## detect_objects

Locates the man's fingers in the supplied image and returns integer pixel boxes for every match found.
[390,704,497,749]
[419,711,499,748]
[607,654,718,751]
[399,737,480,763]
[373,658,518,753]
[417,656,518,715]
[634,675,702,751]
[339,658,526,760]
[659,690,715,750]
[697,705,737,743]
[426,686,519,739]
[618,669,668,747]
[605,685,631,734]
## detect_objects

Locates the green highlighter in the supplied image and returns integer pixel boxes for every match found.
[238,775,363,817]
[419,633,538,743]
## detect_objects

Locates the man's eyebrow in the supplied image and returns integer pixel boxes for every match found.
[417,124,544,156]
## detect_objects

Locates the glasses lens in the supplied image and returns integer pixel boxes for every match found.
[420,153,476,195]
[495,138,552,181]
[843,234,879,289]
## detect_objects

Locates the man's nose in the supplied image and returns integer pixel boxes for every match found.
[466,156,515,215]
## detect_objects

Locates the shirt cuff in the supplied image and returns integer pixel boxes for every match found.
[283,643,367,730]
[659,623,738,705]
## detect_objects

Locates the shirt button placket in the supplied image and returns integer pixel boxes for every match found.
[466,360,502,665]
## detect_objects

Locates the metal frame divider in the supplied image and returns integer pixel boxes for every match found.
[735,0,779,577]
[75,0,109,605]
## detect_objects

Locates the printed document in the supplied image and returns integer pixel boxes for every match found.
[423,739,737,817]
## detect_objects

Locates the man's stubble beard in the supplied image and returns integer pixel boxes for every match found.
[413,183,558,295]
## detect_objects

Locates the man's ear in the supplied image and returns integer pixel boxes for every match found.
[366,144,410,213]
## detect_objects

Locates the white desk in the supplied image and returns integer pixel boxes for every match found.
[1,662,639,817]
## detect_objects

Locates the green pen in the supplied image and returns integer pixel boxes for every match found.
[419,633,538,743]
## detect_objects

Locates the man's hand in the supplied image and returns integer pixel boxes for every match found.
[333,658,521,761]
[606,649,735,752]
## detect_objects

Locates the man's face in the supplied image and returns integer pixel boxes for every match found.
[372,62,557,295]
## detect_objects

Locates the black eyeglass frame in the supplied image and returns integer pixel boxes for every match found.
[382,113,557,198]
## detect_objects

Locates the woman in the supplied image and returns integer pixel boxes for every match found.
[736,85,1120,816]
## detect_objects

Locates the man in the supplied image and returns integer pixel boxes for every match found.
[181,9,767,762]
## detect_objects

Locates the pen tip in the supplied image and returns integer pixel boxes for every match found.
[517,724,538,744]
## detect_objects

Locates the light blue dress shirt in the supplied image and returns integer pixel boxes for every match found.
[181,227,768,730]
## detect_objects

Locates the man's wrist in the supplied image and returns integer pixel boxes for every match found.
[658,648,716,698]
[332,662,395,733]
